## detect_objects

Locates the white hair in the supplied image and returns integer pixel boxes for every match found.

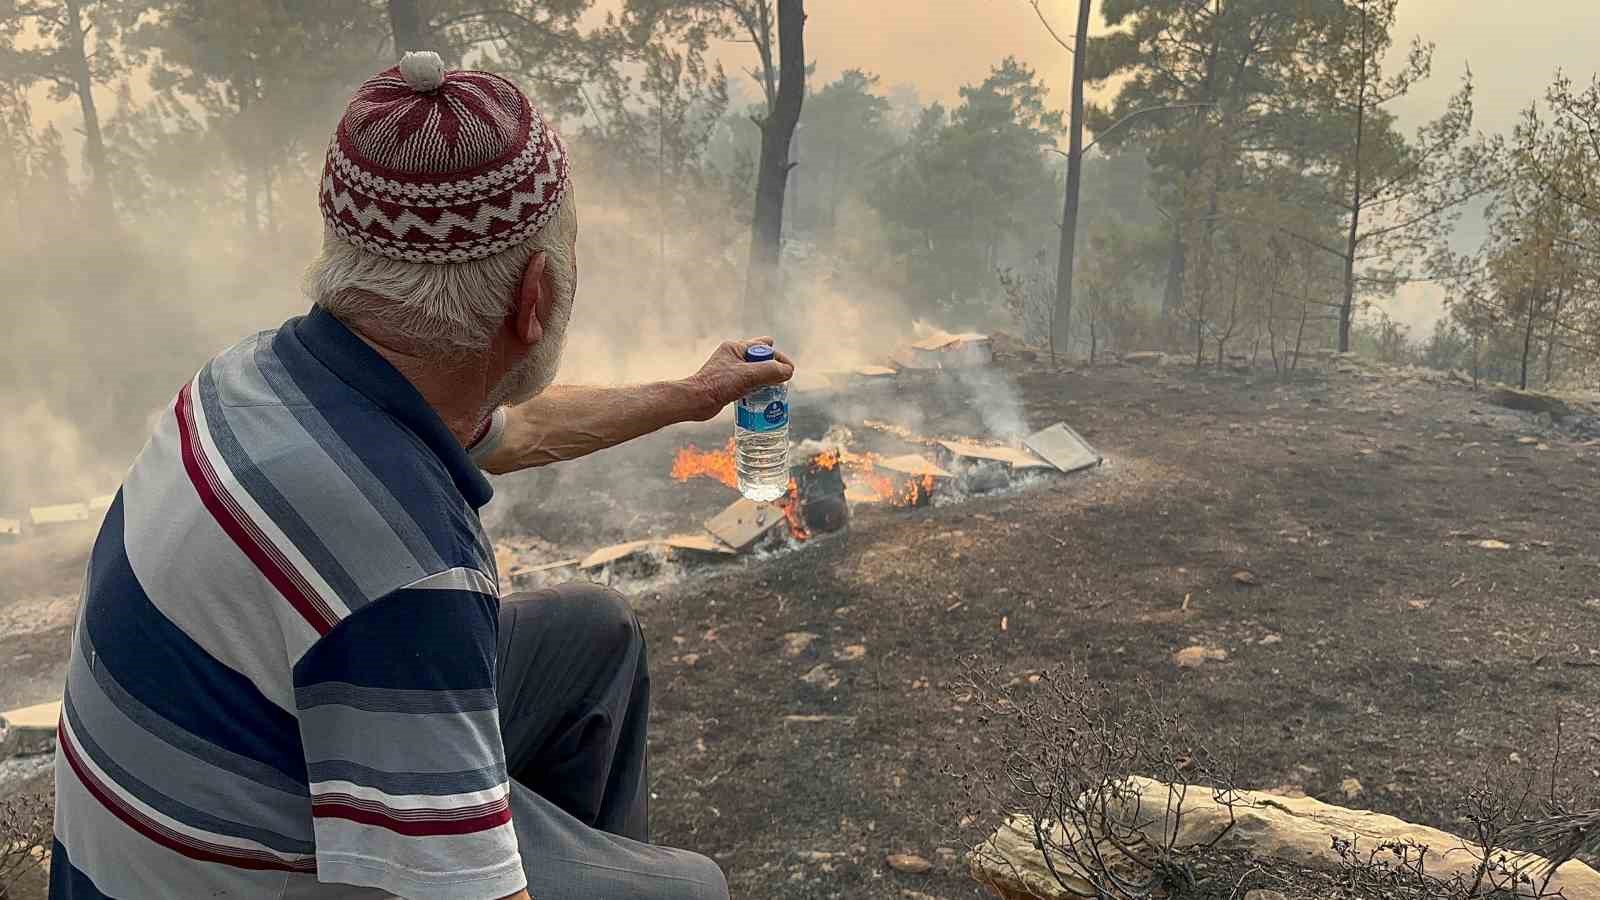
[305,193,578,356]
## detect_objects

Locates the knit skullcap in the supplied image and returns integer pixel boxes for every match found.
[319,50,571,264]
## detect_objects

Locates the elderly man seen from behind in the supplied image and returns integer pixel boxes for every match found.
[49,51,789,900]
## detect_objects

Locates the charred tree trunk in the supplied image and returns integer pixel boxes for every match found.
[1338,5,1370,354]
[388,0,428,55]
[1162,222,1185,329]
[1051,0,1091,357]
[742,0,806,331]
[63,0,111,214]
[1520,290,1540,391]
[1544,282,1567,387]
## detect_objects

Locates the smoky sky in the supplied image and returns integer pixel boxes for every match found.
[22,0,1600,336]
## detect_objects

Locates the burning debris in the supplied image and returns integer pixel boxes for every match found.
[500,319,1102,585]
[1024,422,1104,474]
[893,330,994,370]
[704,498,786,552]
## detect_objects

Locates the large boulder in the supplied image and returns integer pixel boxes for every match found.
[970,776,1600,899]
[1490,387,1580,420]
[1122,351,1167,367]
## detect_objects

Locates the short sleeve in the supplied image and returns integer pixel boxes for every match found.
[291,568,525,900]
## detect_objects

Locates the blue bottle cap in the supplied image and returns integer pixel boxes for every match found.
[744,344,775,363]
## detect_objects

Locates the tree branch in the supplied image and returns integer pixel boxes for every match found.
[1025,0,1074,54]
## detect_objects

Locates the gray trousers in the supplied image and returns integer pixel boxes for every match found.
[497,585,729,900]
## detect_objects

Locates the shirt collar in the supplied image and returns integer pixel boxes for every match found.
[292,306,494,509]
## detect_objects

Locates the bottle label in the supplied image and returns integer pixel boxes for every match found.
[737,397,788,432]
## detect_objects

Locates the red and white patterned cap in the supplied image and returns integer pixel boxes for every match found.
[319,51,571,264]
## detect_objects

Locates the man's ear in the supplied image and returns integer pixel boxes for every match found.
[513,250,549,347]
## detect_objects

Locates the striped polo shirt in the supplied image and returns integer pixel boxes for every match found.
[51,307,526,899]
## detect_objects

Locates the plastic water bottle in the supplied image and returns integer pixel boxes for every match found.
[735,345,790,502]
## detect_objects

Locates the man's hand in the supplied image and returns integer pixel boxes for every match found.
[681,337,796,422]
[476,338,797,474]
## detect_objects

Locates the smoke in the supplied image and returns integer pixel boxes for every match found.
[0,88,1028,533]
[952,367,1028,442]
[0,400,123,510]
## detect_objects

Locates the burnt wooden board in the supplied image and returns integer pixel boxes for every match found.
[937,439,1052,471]
[1023,422,1103,474]
[579,541,658,570]
[665,533,738,556]
[705,499,785,551]
[875,454,954,479]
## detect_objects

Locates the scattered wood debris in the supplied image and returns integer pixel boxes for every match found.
[1024,422,1103,474]
[937,439,1052,470]
[885,853,933,874]
[28,503,89,527]
[663,533,737,556]
[1173,645,1228,668]
[705,498,785,551]
[875,454,953,479]
[579,541,658,571]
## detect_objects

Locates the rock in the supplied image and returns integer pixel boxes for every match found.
[782,632,819,657]
[1491,387,1577,419]
[886,853,933,874]
[1173,645,1227,668]
[0,701,60,759]
[1340,777,1363,800]
[798,851,837,862]
[800,664,840,689]
[1123,351,1167,367]
[1232,569,1259,586]
[968,776,1600,899]
[1259,633,1283,645]
[834,644,867,662]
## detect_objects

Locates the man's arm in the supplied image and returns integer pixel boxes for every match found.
[479,338,794,475]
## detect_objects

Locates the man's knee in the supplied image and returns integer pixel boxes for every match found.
[539,582,641,657]
[662,850,729,900]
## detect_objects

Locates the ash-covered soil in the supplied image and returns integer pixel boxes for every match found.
[624,358,1600,899]
[4,356,1599,900]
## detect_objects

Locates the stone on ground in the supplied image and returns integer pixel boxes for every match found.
[1,700,60,759]
[968,776,1600,899]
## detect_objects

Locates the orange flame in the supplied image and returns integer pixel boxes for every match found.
[811,448,840,471]
[779,478,812,541]
[671,439,738,489]
[842,453,938,508]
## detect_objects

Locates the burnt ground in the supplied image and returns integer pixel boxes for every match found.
[4,356,1600,899]
[626,359,1600,898]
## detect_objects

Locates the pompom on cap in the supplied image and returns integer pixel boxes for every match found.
[398,50,447,92]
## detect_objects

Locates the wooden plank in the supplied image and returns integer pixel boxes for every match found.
[875,454,953,479]
[705,498,785,551]
[1,700,60,734]
[911,331,988,351]
[844,485,885,504]
[855,365,897,377]
[1024,422,1103,474]
[665,533,738,556]
[937,439,1052,470]
[29,503,89,526]
[506,557,580,578]
[579,541,658,570]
